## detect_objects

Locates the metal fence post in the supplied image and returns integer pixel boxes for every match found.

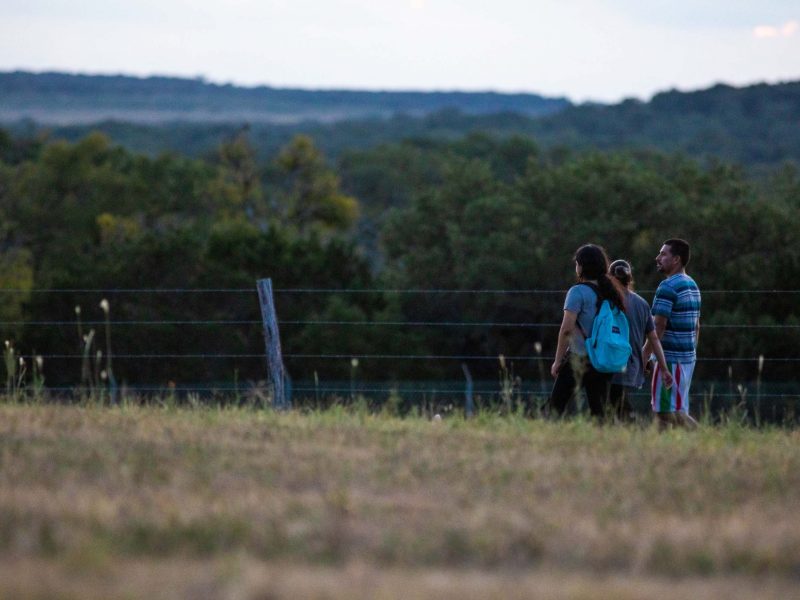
[284,370,293,408]
[257,278,290,409]
[461,363,474,418]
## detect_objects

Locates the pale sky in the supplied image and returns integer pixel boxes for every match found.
[1,0,798,102]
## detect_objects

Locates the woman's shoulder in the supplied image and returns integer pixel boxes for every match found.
[566,282,597,297]
[627,291,651,309]
[565,283,598,312]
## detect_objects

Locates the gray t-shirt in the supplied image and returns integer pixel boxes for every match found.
[563,283,600,356]
[612,291,655,388]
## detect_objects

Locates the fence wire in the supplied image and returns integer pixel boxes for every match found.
[2,287,799,403]
[2,320,799,329]
[4,287,800,294]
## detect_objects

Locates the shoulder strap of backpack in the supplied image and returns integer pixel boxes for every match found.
[575,282,602,339]
[577,281,601,304]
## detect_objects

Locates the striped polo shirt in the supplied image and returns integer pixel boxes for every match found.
[651,273,701,363]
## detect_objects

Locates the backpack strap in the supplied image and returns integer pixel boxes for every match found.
[575,282,602,339]
[577,281,602,308]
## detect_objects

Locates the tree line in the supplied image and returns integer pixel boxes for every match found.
[1,127,799,394]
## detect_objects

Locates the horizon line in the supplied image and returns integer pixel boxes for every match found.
[2,67,799,106]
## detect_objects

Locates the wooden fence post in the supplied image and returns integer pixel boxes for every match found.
[257,278,290,409]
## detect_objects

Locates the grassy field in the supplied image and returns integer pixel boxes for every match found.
[1,401,799,599]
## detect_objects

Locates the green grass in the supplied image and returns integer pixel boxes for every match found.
[1,401,799,599]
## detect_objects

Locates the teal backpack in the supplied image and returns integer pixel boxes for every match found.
[579,283,632,373]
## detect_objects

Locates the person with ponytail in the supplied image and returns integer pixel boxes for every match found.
[550,244,627,418]
[607,260,673,421]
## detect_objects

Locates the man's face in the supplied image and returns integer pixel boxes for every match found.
[656,244,679,274]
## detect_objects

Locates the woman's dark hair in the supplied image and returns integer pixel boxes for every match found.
[609,259,634,289]
[574,244,626,311]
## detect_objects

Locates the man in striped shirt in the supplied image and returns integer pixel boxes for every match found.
[648,238,701,429]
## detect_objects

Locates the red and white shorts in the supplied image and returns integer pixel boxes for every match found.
[651,361,695,414]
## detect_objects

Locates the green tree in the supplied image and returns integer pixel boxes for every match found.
[210,129,265,221]
[274,135,359,234]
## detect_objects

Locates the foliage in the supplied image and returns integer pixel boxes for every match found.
[0,130,382,386]
[377,140,800,383]
[1,125,800,392]
[272,135,359,234]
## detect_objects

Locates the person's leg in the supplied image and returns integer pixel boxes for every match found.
[550,356,578,417]
[675,361,699,429]
[677,412,699,429]
[652,361,674,429]
[652,361,699,430]
[608,383,632,422]
[583,366,612,419]
[656,412,678,431]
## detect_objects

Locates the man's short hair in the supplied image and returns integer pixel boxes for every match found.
[664,238,690,267]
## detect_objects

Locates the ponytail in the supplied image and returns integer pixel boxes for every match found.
[596,273,626,312]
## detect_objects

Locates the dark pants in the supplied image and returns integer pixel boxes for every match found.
[550,353,612,418]
[609,384,636,422]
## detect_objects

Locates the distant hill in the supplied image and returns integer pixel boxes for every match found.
[531,81,800,168]
[2,73,798,170]
[0,71,570,124]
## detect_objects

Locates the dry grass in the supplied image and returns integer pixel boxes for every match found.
[1,401,799,599]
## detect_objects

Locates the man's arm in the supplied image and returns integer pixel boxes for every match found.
[695,318,700,347]
[643,315,669,377]
[646,329,673,389]
[653,315,668,340]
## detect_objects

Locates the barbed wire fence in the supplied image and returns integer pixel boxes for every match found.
[1,285,800,418]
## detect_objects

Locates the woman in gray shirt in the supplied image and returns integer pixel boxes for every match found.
[608,260,673,420]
